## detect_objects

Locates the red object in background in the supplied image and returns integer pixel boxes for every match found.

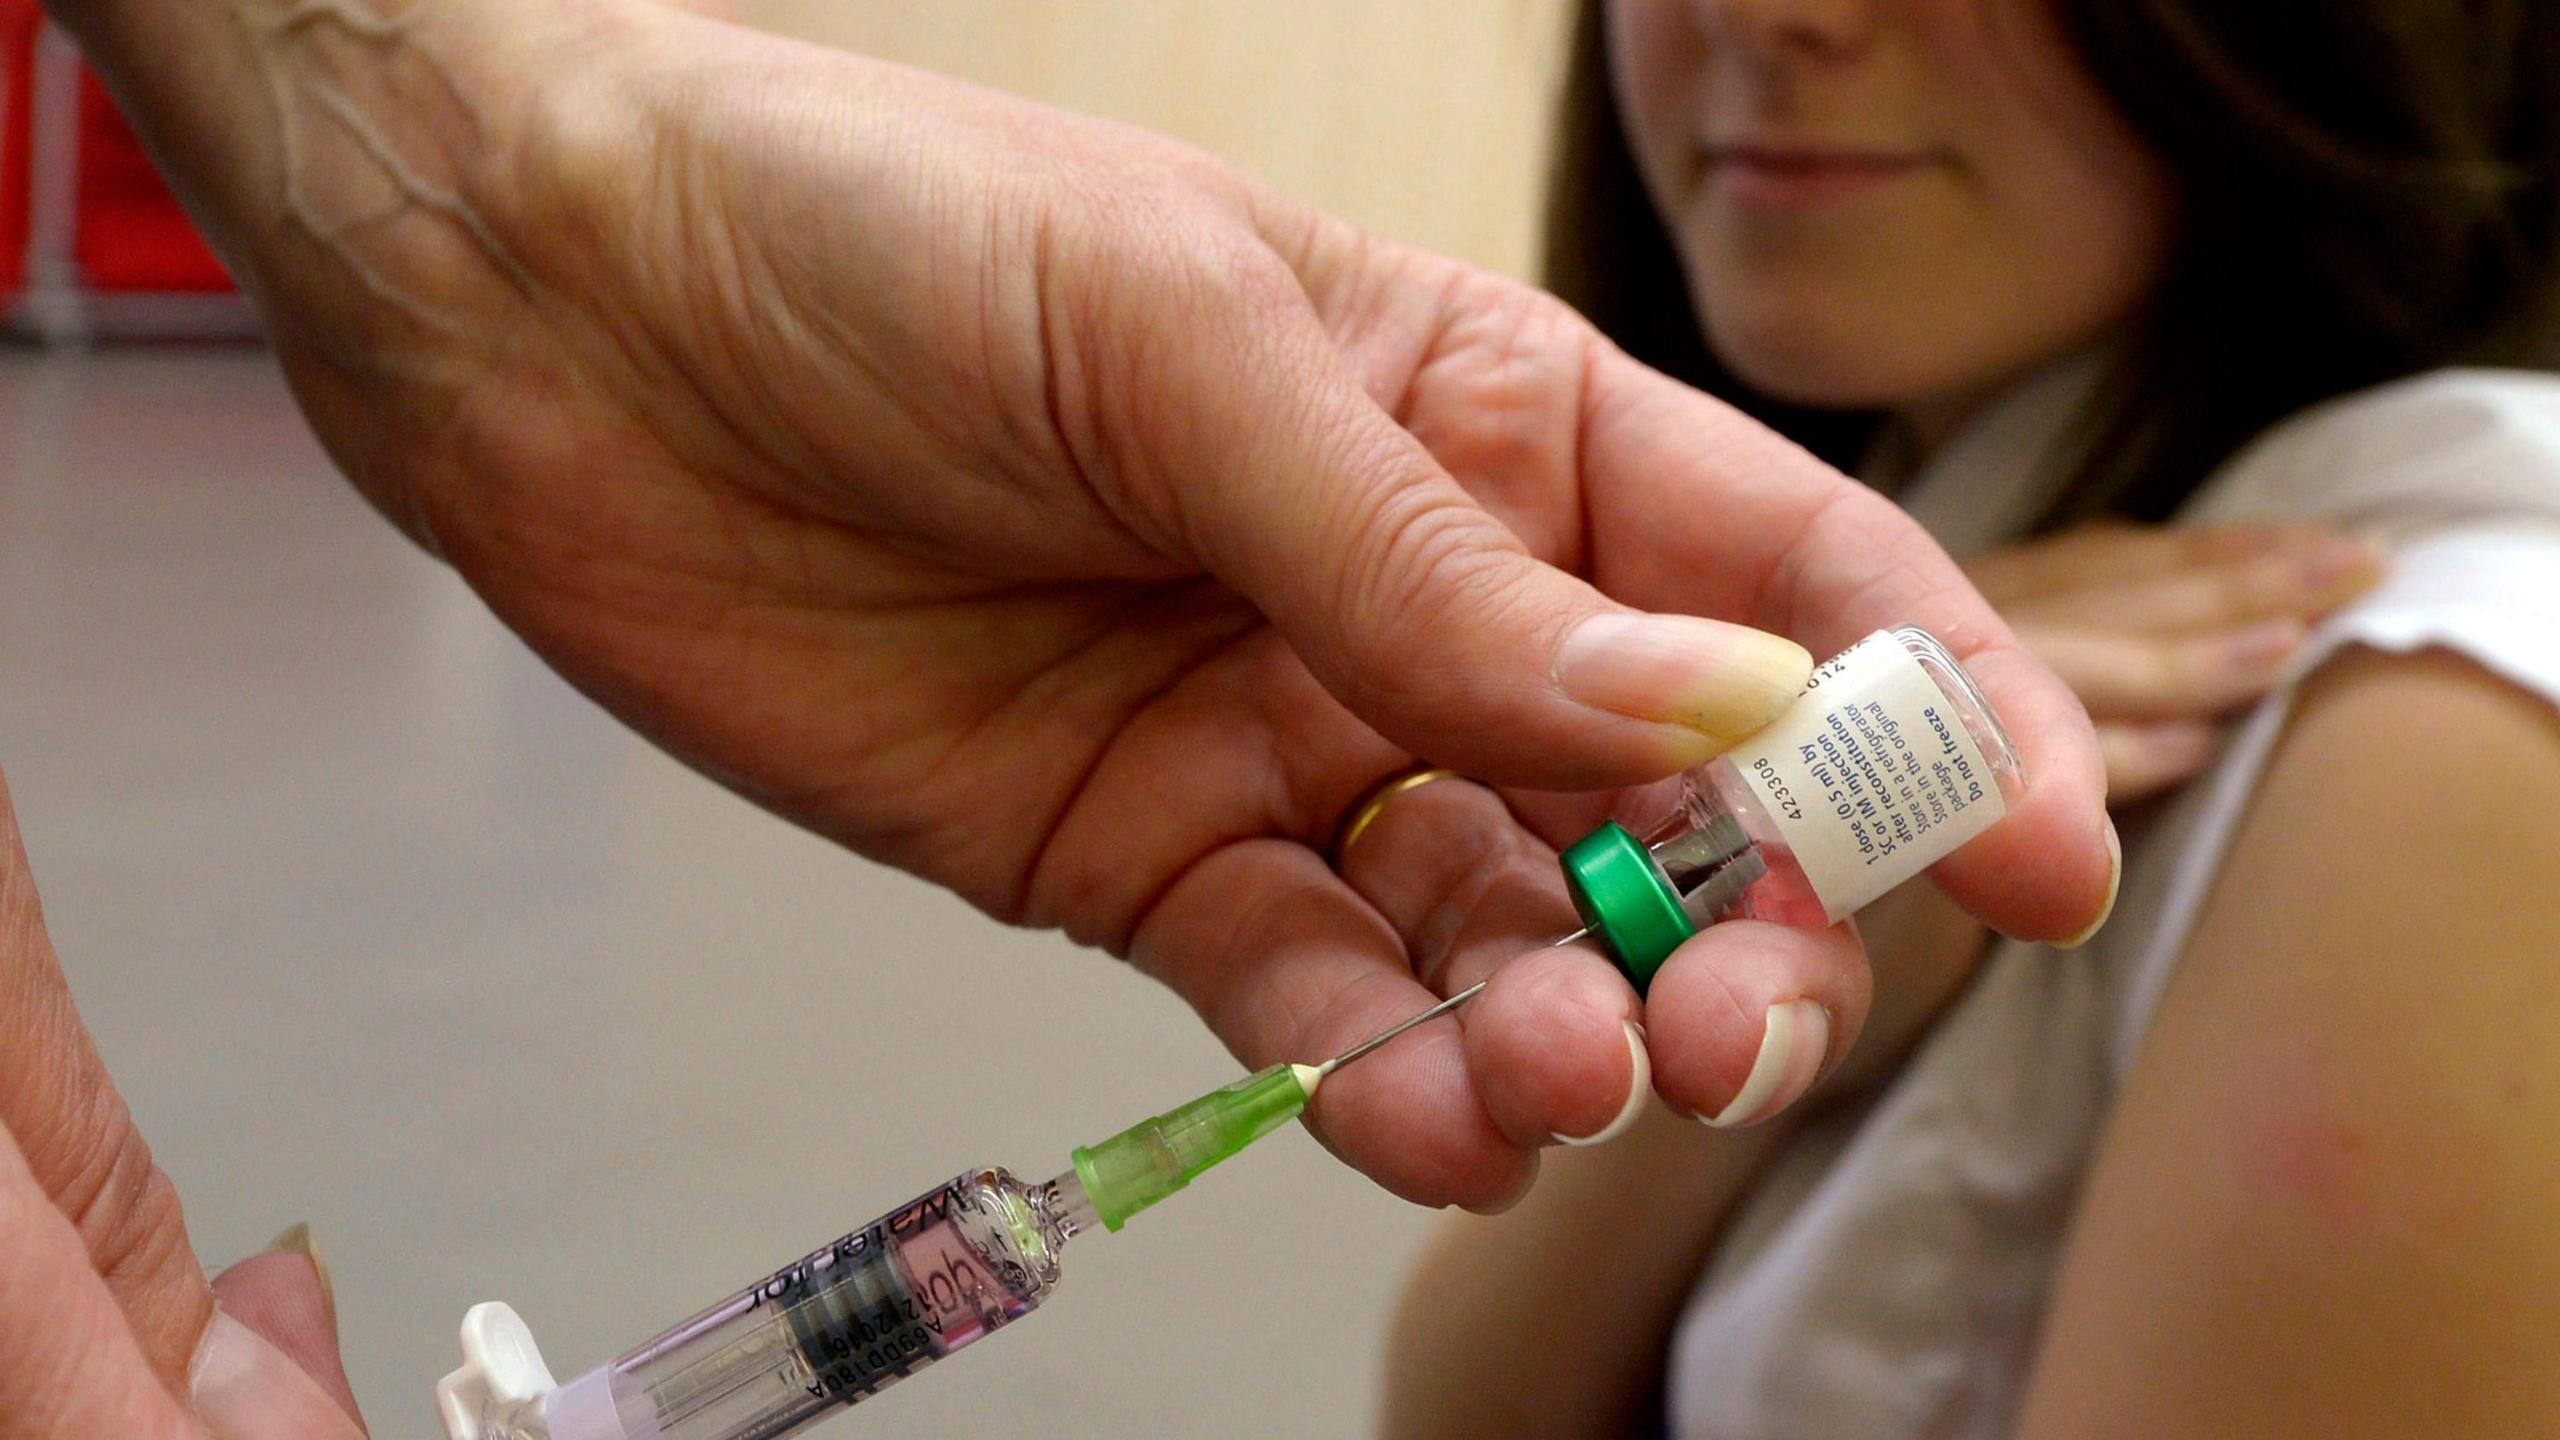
[0,1,253,339]
[0,0,31,292]
[73,69,232,293]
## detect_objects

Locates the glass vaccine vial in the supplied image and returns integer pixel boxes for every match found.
[1561,627,2026,991]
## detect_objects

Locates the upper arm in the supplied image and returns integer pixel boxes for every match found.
[1379,1101,1778,1440]
[2016,646,2560,1439]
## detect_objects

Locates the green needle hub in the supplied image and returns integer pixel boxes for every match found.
[1071,1063,1314,1232]
[1561,821,1696,994]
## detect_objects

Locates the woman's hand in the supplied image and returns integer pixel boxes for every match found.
[1966,522,2384,803]
[1818,521,2388,1107]
[0,768,363,1440]
[54,0,2115,1204]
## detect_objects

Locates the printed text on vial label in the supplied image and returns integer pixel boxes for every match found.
[1790,699,1990,870]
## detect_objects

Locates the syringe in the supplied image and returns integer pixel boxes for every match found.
[435,628,2027,1440]
[435,1033,1440,1440]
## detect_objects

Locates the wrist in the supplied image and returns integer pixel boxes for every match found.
[58,0,682,348]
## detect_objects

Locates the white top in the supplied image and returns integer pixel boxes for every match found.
[1663,368,2560,1440]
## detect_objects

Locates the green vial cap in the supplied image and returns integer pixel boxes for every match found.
[1070,1062,1313,1232]
[1561,821,1696,994]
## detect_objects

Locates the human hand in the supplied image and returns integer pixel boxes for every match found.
[1792,522,2384,1112]
[59,0,2113,1204]
[0,768,364,1440]
[1965,522,2384,803]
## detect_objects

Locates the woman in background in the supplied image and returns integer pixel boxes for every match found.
[1386,1,2560,1436]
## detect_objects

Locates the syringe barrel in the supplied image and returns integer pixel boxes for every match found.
[525,1169,1071,1440]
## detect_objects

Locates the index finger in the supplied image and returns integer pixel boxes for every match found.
[1578,353,2116,944]
[1129,838,1534,1212]
[1963,520,2331,606]
[0,1124,197,1440]
[0,769,214,1384]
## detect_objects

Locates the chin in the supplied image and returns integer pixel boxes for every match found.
[1701,303,1937,413]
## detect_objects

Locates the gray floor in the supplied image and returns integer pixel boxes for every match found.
[0,349,1432,1438]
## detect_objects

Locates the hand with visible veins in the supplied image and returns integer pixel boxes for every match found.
[48,0,2114,1210]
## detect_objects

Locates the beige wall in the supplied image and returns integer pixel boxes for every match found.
[735,0,1577,279]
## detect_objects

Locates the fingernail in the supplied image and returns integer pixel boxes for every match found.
[1556,614,1812,746]
[2224,620,2304,670]
[190,1309,264,1423]
[2057,816,2121,950]
[265,1222,336,1333]
[1702,999,1830,1129]
[190,1308,363,1439]
[1554,1020,1651,1146]
[2300,535,2383,588]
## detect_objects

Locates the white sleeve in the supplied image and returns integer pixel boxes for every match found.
[2104,516,2560,1075]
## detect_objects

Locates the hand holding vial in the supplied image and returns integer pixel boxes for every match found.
[1326,625,2057,1159]
[48,0,2116,1213]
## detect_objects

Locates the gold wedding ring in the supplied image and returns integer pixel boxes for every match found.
[1332,765,1461,864]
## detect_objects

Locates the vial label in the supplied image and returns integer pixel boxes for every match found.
[1726,631,2007,920]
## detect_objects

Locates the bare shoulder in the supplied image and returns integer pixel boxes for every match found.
[2015,645,2560,1439]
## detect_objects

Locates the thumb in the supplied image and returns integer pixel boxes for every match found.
[192,1234,364,1439]
[1157,292,1809,788]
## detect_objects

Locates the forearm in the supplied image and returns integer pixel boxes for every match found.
[42,0,715,562]
[43,0,267,189]
[42,0,638,368]
[1380,1105,1794,1440]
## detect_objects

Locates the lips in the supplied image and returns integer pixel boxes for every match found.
[1697,141,1941,209]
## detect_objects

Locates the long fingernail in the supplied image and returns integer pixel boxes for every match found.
[265,1222,336,1332]
[1556,614,1811,747]
[190,1308,364,1439]
[2057,816,2122,950]
[1555,1020,1651,1146]
[1702,999,1830,1128]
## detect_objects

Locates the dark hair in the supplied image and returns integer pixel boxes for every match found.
[1545,0,2560,524]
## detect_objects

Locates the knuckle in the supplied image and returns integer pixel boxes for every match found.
[1410,843,1562,989]
[1771,481,1945,635]
[1328,491,1520,698]
[2222,551,2297,613]
[2141,638,2211,703]
[1103,194,1304,331]
[1652,962,1763,1112]
[1052,189,1324,498]
[42,1090,191,1302]
[2181,631,2262,699]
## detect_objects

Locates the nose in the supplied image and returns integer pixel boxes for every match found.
[1690,0,1877,61]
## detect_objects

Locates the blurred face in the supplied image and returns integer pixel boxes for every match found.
[1608,0,2177,437]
